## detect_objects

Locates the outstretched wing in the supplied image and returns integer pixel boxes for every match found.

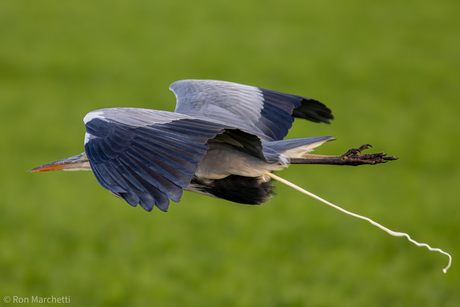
[83,108,225,212]
[170,80,333,142]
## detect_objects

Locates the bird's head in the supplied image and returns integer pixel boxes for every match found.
[28,152,92,173]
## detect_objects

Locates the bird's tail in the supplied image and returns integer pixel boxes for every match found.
[262,136,335,164]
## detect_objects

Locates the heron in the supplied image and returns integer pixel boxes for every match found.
[29,79,396,212]
[29,79,453,273]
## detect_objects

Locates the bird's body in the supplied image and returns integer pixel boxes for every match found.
[29,79,395,212]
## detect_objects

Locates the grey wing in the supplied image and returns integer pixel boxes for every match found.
[170,80,333,142]
[83,108,225,212]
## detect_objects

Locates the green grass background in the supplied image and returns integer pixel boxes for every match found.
[1,0,459,306]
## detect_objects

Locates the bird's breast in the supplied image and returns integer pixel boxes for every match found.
[194,143,284,180]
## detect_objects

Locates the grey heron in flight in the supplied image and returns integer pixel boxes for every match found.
[29,79,397,212]
[29,81,454,274]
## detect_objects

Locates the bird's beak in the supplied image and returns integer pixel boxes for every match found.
[28,152,91,172]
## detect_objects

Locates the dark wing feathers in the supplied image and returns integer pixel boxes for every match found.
[292,98,334,123]
[85,115,225,212]
[260,88,334,125]
[256,89,300,140]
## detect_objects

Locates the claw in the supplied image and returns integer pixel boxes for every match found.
[342,148,361,158]
[358,144,373,152]
[339,145,398,165]
[383,155,399,161]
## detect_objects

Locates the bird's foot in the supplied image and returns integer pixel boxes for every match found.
[340,144,398,165]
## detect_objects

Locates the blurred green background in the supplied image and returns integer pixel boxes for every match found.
[1,0,459,306]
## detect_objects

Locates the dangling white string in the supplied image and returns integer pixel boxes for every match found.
[266,172,452,273]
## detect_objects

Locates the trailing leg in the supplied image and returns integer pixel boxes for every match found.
[290,144,398,166]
